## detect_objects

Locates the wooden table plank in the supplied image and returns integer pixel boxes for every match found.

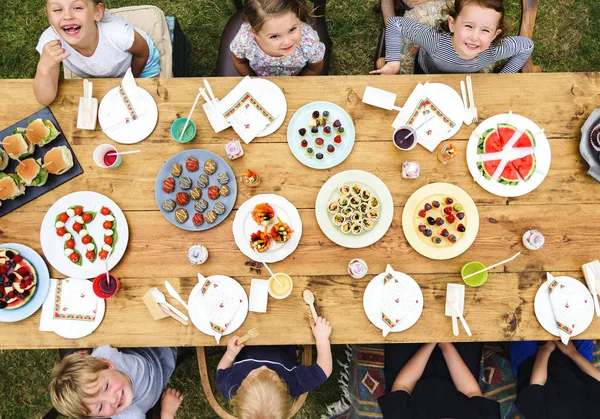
[1,74,599,349]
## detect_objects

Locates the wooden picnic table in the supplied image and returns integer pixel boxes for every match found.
[0,73,599,349]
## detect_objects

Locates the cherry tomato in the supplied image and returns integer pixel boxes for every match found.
[56,227,66,237]
[86,251,95,260]
[72,223,82,233]
[69,252,80,262]
[81,236,91,245]
[66,239,75,249]
[104,236,113,245]
[74,206,83,215]
[82,213,92,223]
[103,221,113,229]
[59,213,69,222]
[101,207,110,216]
[98,250,108,260]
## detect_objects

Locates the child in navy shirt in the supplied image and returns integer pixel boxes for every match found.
[217,317,332,418]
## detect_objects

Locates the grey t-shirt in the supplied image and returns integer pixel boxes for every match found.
[91,345,176,419]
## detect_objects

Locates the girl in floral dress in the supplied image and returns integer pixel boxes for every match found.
[230,0,325,76]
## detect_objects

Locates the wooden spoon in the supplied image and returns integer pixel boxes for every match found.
[303,290,319,322]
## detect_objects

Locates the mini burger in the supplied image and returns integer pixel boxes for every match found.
[0,173,25,200]
[43,146,73,175]
[16,158,48,187]
[0,148,8,171]
[25,119,60,146]
[2,133,33,160]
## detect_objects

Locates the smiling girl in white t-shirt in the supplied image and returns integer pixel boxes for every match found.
[34,0,160,105]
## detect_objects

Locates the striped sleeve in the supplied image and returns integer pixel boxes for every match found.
[494,36,534,73]
[384,16,440,63]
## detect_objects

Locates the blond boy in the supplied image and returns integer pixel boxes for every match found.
[49,345,183,418]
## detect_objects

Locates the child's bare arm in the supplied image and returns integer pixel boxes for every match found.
[530,341,555,385]
[300,60,323,76]
[128,31,150,77]
[311,317,333,377]
[34,40,69,106]
[391,342,436,393]
[555,341,600,381]
[231,54,255,76]
[438,343,483,397]
[217,336,244,370]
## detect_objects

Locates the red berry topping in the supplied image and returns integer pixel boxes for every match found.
[301,139,308,148]
[418,209,427,218]
[334,135,342,144]
[445,197,454,204]
[443,207,453,215]
[315,137,324,146]
[446,214,456,223]
[457,223,466,232]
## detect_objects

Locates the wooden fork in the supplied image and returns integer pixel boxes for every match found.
[238,328,259,345]
[466,76,478,122]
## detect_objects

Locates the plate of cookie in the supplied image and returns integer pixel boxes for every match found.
[401,183,479,260]
[154,150,237,231]
[287,101,355,169]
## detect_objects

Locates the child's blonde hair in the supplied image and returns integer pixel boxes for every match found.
[242,0,314,33]
[48,353,110,418]
[230,368,293,419]
[438,0,507,43]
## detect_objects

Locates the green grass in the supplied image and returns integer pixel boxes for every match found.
[0,0,598,417]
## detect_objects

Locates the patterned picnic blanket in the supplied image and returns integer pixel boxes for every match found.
[325,342,600,419]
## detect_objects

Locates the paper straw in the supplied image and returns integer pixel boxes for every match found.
[106,150,141,156]
[199,87,216,112]
[179,90,202,142]
[462,251,522,280]
[203,79,216,102]
[104,259,110,286]
[406,115,436,139]
[262,261,283,286]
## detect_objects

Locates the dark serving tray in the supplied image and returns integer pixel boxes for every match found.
[0,107,83,217]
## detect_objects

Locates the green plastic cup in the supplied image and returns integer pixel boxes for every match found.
[170,117,196,143]
[461,261,488,287]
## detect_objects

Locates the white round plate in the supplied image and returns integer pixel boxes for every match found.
[394,83,463,144]
[402,183,478,260]
[40,191,129,279]
[154,149,237,231]
[287,101,355,169]
[0,243,51,323]
[188,275,248,338]
[98,86,158,144]
[233,194,302,263]
[534,276,594,339]
[363,270,424,333]
[51,278,106,339]
[255,79,287,137]
[466,113,551,197]
[315,170,393,248]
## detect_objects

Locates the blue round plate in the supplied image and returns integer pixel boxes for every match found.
[0,243,51,323]
[154,149,238,231]
[287,101,355,169]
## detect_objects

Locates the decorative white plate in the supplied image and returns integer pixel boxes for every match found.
[466,113,551,197]
[402,183,478,260]
[363,269,423,333]
[315,170,393,248]
[0,243,51,323]
[393,82,464,150]
[287,101,355,169]
[188,275,248,338]
[98,86,158,144]
[40,191,129,279]
[534,275,594,339]
[40,278,105,339]
[255,79,287,137]
[233,194,302,263]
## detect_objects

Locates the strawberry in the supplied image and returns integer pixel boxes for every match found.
[446,214,456,223]
[443,207,453,215]
[418,209,427,218]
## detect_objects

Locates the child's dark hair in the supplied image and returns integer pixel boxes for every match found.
[437,0,508,43]
[242,0,314,33]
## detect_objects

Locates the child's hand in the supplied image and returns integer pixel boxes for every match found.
[38,40,70,73]
[225,335,244,357]
[160,388,184,419]
[555,340,577,357]
[369,61,400,75]
[539,340,556,355]
[311,316,332,344]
